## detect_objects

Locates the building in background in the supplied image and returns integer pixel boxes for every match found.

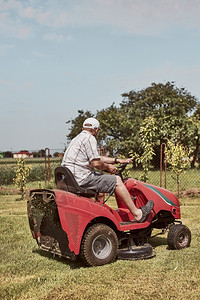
[13,150,33,159]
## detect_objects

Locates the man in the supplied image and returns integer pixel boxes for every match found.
[62,117,154,222]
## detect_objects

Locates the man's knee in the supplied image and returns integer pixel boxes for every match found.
[116,175,123,187]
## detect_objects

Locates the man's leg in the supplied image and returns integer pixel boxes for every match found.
[97,193,105,202]
[115,176,143,221]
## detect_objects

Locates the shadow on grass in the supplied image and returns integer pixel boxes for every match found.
[32,248,85,269]
[32,236,169,269]
[149,236,168,248]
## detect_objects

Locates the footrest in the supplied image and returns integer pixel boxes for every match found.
[119,220,149,230]
[119,221,136,226]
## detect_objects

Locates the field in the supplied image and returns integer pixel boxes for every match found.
[0,194,200,300]
[1,157,200,195]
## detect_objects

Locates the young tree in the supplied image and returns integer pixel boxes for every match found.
[166,141,191,198]
[14,158,31,200]
[130,116,157,182]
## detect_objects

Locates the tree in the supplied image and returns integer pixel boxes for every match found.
[190,104,200,168]
[122,82,198,165]
[66,110,94,141]
[32,150,46,158]
[4,151,13,158]
[66,82,199,163]
[96,103,136,155]
[53,152,63,158]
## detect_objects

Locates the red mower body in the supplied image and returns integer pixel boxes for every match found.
[54,177,180,255]
[27,171,184,265]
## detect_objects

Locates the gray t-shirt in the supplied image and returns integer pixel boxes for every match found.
[61,130,100,184]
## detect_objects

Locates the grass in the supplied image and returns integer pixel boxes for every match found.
[129,168,200,194]
[0,194,200,300]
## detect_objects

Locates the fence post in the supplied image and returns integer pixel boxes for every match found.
[44,148,50,185]
[160,143,167,188]
[98,146,105,156]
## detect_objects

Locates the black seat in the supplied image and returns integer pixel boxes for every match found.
[54,166,98,198]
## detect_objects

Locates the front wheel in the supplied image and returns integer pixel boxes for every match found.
[80,223,118,266]
[167,224,191,250]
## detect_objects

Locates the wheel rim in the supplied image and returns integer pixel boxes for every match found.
[178,231,189,247]
[92,235,112,259]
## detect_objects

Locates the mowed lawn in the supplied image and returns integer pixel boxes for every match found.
[0,194,200,300]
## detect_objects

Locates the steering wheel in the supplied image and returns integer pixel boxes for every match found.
[115,163,128,179]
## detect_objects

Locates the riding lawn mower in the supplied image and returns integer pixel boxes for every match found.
[27,164,191,266]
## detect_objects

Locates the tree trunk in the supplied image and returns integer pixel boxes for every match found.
[191,136,199,168]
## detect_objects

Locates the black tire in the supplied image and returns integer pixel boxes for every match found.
[167,224,191,250]
[80,223,118,266]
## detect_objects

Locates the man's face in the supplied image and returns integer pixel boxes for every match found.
[93,128,99,137]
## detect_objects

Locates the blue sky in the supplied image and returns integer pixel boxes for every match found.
[1,0,200,152]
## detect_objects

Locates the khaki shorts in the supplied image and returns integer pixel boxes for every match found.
[80,172,117,194]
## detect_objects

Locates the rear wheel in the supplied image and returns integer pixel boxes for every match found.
[167,224,191,250]
[80,223,118,266]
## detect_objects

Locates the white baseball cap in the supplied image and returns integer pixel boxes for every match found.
[83,117,100,129]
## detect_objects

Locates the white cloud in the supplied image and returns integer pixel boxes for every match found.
[0,10,32,38]
[43,33,65,43]
[77,0,200,35]
[0,0,200,39]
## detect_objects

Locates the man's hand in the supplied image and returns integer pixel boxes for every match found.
[116,158,133,164]
[107,164,117,174]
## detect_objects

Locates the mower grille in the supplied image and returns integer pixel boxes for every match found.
[27,189,75,260]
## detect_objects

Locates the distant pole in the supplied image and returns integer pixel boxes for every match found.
[44,148,50,185]
[160,143,167,188]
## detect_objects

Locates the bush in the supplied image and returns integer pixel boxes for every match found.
[28,165,58,182]
[0,163,59,186]
[0,167,16,185]
[28,165,45,181]
[0,165,46,185]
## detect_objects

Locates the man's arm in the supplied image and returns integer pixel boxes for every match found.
[101,156,133,164]
[90,156,133,174]
[90,158,117,174]
[100,156,116,164]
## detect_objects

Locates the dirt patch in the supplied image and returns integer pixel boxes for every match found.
[179,188,200,198]
[0,186,20,195]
